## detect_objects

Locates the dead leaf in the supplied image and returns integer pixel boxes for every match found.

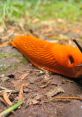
[27,94,42,105]
[0,86,12,94]
[0,97,6,105]
[40,72,51,88]
[12,73,29,91]
[18,84,24,101]
[27,98,39,105]
[40,80,51,88]
[18,83,28,101]
[0,42,9,48]
[33,94,42,101]
[19,73,29,81]
[46,86,64,98]
[3,92,13,106]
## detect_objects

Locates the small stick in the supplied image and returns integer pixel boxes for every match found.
[53,96,82,101]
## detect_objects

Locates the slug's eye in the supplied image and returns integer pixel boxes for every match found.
[68,55,74,64]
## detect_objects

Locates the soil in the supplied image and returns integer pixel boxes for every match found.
[0,19,82,117]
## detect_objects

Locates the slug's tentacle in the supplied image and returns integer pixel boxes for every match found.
[73,39,82,52]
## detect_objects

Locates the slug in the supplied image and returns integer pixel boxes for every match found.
[11,35,82,78]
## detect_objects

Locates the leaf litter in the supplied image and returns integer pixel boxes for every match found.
[46,86,64,98]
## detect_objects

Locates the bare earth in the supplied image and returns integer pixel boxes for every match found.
[0,20,82,117]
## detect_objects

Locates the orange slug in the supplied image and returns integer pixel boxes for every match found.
[11,35,82,78]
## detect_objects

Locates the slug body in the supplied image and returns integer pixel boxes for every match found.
[11,35,82,78]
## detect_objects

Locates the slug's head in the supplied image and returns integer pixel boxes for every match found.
[61,45,82,68]
[53,44,82,68]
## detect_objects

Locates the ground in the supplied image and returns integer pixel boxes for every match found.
[0,20,82,117]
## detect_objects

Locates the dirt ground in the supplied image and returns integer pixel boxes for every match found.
[0,19,82,117]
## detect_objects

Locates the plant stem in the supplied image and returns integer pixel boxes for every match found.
[0,100,23,116]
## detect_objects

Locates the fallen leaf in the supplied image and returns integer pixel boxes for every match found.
[33,94,42,101]
[27,98,39,105]
[18,84,24,101]
[40,80,51,88]
[3,92,13,106]
[0,42,9,48]
[46,86,64,98]
[19,73,29,81]
[0,97,6,105]
[12,73,29,91]
[18,83,28,101]
[40,72,51,88]
[27,94,42,105]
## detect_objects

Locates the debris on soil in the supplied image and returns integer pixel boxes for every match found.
[51,96,82,101]
[27,93,42,105]
[46,86,64,98]
[18,83,28,101]
[3,92,12,106]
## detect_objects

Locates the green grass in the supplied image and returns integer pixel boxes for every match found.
[38,1,82,21]
[0,0,82,24]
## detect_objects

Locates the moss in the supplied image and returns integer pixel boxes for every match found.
[0,64,10,72]
[0,62,24,75]
[0,52,28,73]
[20,57,28,65]
[0,53,20,59]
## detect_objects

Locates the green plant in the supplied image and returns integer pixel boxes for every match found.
[0,0,82,24]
